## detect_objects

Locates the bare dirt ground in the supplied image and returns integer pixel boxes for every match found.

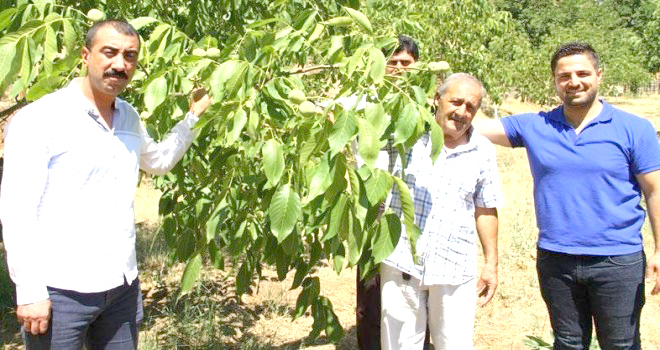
[3,95,660,349]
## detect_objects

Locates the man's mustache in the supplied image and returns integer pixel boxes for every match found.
[104,70,128,79]
[449,114,465,123]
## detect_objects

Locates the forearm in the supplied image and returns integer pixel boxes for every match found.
[139,112,199,175]
[636,171,660,253]
[645,189,660,254]
[475,207,499,266]
[472,119,512,148]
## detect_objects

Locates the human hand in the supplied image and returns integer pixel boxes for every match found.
[189,88,211,117]
[476,264,498,306]
[17,299,52,335]
[646,251,660,295]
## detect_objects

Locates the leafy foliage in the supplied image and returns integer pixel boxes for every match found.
[2,0,660,343]
[0,0,439,342]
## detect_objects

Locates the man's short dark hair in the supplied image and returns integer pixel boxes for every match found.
[385,35,419,61]
[551,42,599,74]
[85,19,140,49]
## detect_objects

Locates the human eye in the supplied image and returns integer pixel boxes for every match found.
[124,51,138,62]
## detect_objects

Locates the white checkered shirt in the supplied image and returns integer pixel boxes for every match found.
[383,130,503,285]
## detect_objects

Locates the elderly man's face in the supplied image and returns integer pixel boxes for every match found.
[82,25,139,99]
[387,50,416,75]
[435,79,482,141]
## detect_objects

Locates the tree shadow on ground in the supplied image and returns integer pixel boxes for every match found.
[134,225,359,350]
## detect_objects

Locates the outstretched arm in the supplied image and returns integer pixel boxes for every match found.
[140,88,211,175]
[475,206,499,306]
[636,170,660,295]
[473,118,512,147]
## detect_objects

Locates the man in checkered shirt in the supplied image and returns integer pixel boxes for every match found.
[380,73,503,350]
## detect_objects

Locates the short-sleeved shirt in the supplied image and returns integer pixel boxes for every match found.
[501,101,660,255]
[383,131,503,285]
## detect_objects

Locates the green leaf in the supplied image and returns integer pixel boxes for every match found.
[307,153,332,201]
[41,19,58,74]
[392,176,422,264]
[319,296,344,342]
[393,103,419,146]
[291,261,310,290]
[325,16,353,27]
[248,18,284,28]
[324,193,348,242]
[262,139,285,186]
[328,110,356,156]
[364,102,389,135]
[428,111,444,163]
[210,60,249,101]
[13,37,32,97]
[130,16,160,30]
[372,212,402,263]
[61,18,76,52]
[347,213,364,266]
[180,252,202,296]
[0,44,18,91]
[347,47,366,77]
[344,7,373,34]
[236,261,252,295]
[25,75,64,101]
[227,108,247,144]
[368,48,386,84]
[357,118,381,169]
[294,277,320,319]
[205,199,227,242]
[0,8,17,32]
[364,168,393,205]
[144,75,168,112]
[308,23,324,43]
[269,184,301,243]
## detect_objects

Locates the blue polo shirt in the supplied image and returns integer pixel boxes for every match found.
[501,101,660,255]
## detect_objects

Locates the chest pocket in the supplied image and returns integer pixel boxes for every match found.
[434,154,480,207]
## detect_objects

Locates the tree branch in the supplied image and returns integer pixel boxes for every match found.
[0,99,28,123]
[287,65,338,75]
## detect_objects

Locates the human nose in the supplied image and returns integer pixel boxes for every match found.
[568,73,580,87]
[454,103,467,116]
[111,55,127,71]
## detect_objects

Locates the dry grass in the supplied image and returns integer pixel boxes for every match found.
[3,95,660,349]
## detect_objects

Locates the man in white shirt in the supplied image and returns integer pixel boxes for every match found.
[381,74,502,350]
[0,19,211,349]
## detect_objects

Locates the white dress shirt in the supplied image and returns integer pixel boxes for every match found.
[0,78,199,305]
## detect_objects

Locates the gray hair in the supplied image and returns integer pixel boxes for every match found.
[436,73,485,106]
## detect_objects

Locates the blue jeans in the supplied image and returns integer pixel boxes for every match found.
[23,278,143,350]
[537,249,645,350]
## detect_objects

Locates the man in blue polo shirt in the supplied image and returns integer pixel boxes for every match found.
[476,42,660,349]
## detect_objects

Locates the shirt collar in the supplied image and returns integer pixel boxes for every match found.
[66,78,119,115]
[444,126,478,154]
[547,99,613,127]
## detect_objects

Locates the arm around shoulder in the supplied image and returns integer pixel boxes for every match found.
[473,118,512,147]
